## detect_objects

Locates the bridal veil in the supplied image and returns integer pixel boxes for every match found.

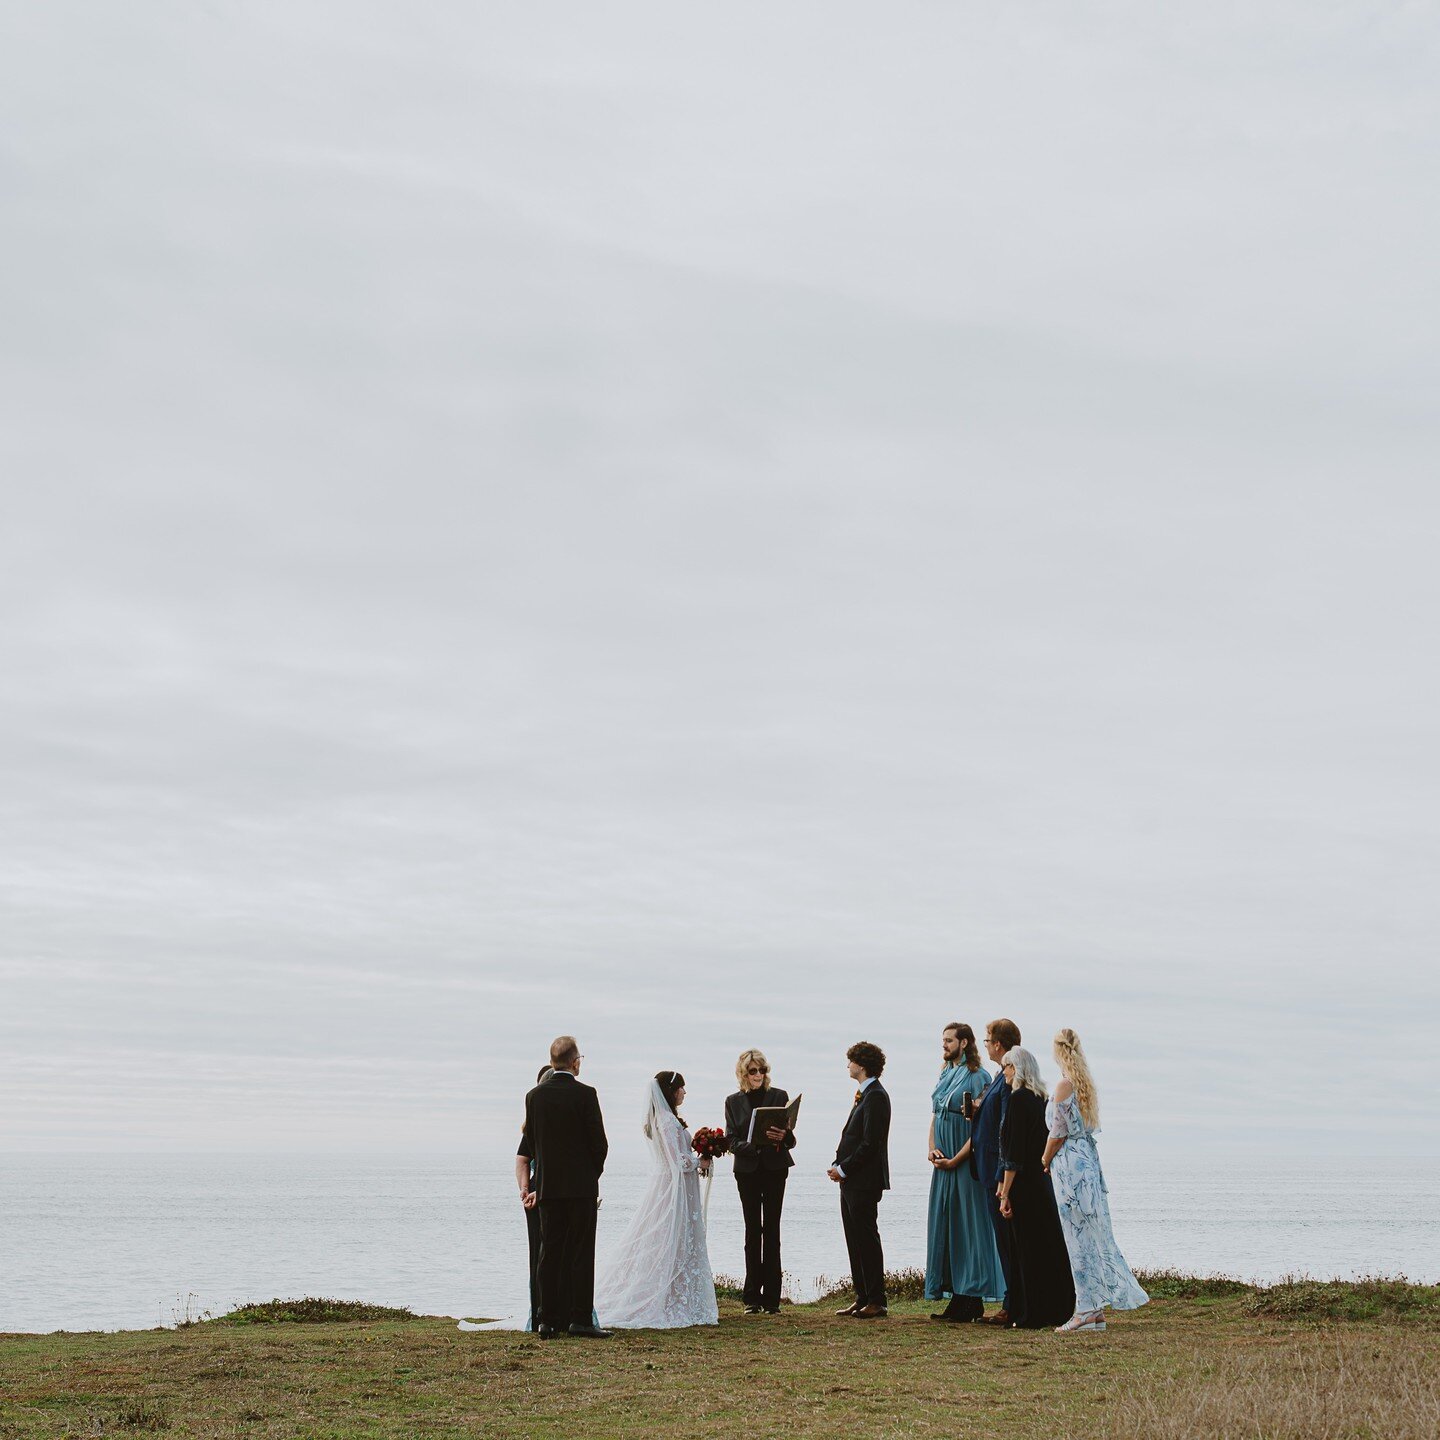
[593,1079,718,1328]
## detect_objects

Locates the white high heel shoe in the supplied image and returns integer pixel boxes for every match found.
[1055,1310,1106,1333]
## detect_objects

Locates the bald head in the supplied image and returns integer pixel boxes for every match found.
[549,1035,580,1071]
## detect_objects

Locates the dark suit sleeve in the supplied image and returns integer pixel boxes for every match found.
[725,1093,757,1159]
[520,1091,536,1160]
[586,1087,608,1176]
[838,1088,890,1172]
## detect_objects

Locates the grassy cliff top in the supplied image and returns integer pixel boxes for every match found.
[1,1277,1436,1439]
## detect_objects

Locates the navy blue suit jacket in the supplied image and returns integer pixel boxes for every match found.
[971,1068,1009,1189]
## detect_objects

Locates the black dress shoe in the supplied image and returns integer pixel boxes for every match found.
[743,1305,764,1315]
[567,1323,613,1338]
[536,1323,559,1339]
[934,1294,984,1322]
[763,1306,782,1315]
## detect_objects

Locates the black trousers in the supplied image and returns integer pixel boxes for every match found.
[524,1201,542,1328]
[536,1196,597,1329]
[840,1185,885,1308]
[736,1170,787,1309]
[984,1184,1016,1312]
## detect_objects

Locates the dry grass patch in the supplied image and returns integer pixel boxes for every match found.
[1109,1330,1440,1439]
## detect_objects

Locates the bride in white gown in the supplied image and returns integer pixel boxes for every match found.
[594,1071,719,1329]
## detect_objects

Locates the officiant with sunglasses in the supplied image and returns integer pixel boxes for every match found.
[724,1049,797,1315]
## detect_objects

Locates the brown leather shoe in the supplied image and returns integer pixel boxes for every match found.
[981,1309,1011,1326]
[834,1302,860,1316]
[854,1304,888,1319]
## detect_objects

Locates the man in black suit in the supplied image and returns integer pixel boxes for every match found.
[520,1035,610,1339]
[723,1048,797,1315]
[827,1040,891,1319]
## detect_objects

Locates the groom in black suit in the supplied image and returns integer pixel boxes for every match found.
[520,1035,610,1338]
[827,1040,891,1319]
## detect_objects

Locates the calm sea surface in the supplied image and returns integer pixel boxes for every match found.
[2,1152,1435,1334]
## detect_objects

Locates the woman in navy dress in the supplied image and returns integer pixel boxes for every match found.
[924,1023,1005,1321]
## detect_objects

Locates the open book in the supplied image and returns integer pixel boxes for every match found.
[745,1093,802,1145]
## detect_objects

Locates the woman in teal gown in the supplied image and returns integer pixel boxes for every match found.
[925,1022,1006,1321]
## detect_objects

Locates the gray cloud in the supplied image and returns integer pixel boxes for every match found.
[2,1,1436,1160]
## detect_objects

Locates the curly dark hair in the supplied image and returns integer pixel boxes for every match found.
[846,1040,886,1078]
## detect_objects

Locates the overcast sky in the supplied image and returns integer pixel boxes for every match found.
[2,1,1436,1165]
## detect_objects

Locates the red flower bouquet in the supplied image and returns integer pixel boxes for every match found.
[691,1126,731,1161]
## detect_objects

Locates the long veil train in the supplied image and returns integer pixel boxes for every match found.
[592,1079,718,1329]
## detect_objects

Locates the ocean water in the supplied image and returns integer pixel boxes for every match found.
[2,1151,1435,1334]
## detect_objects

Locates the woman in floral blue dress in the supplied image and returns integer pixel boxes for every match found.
[924,1023,1005,1321]
[1042,1028,1148,1333]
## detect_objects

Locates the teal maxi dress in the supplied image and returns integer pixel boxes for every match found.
[925,1065,1006,1303]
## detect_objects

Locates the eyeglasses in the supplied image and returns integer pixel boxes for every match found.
[746,1066,768,1075]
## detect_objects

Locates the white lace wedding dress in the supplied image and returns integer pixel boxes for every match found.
[593,1080,719,1329]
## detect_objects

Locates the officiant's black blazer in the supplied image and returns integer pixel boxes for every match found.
[521,1071,608,1201]
[724,1088,798,1175]
[833,1081,891,1195]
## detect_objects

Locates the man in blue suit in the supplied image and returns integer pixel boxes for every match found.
[972,1017,1021,1325]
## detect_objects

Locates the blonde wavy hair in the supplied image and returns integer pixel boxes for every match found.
[1002,1047,1047,1100]
[735,1048,771,1090]
[1053,1028,1099,1129]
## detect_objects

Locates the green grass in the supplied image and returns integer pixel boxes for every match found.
[0,1278,1435,1440]
[1132,1267,1253,1300]
[814,1266,928,1302]
[214,1300,421,1328]
[1241,1274,1440,1321]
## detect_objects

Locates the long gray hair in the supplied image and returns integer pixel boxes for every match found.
[1003,1046,1048,1100]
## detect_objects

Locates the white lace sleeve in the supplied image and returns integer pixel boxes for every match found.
[669,1116,699,1172]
